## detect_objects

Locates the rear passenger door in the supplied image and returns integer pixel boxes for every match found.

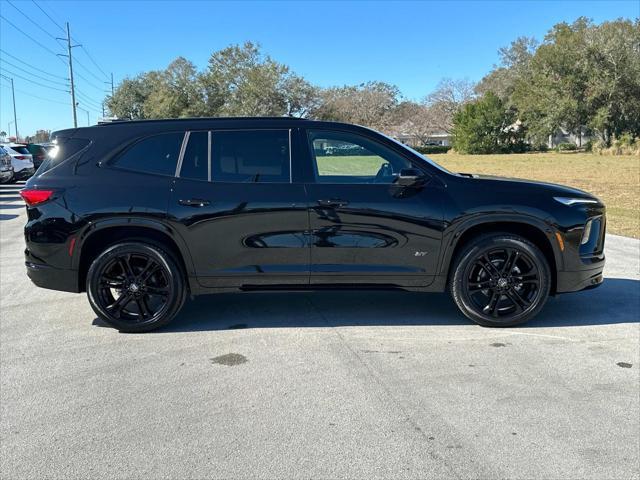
[168,129,310,288]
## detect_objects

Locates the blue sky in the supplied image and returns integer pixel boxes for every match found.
[1,0,638,137]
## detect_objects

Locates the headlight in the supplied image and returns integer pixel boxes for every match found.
[553,197,599,206]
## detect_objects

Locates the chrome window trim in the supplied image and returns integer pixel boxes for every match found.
[175,131,190,177]
[207,130,212,182]
[288,128,292,183]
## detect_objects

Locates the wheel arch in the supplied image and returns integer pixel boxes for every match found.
[440,216,561,294]
[74,218,196,293]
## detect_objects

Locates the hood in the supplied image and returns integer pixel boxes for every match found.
[457,172,598,200]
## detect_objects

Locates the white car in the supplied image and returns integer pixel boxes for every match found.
[1,143,35,181]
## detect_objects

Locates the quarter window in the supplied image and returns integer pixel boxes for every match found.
[211,130,290,183]
[113,132,184,176]
[179,131,208,181]
[308,130,411,184]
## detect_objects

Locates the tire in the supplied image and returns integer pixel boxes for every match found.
[86,242,187,333]
[449,233,551,327]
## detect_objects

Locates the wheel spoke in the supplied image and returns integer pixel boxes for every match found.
[107,292,132,316]
[502,250,519,275]
[118,256,135,280]
[479,255,501,277]
[145,285,170,296]
[506,288,530,312]
[483,291,500,317]
[136,298,152,319]
[469,280,492,291]
[512,273,539,285]
[101,275,125,289]
[139,263,161,284]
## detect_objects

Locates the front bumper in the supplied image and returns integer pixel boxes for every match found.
[0,169,13,182]
[556,264,604,293]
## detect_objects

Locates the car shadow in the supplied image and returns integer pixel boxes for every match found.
[91,277,639,333]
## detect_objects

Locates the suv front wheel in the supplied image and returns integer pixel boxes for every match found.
[86,242,187,332]
[450,233,551,327]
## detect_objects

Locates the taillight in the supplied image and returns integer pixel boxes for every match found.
[15,155,29,160]
[20,189,54,206]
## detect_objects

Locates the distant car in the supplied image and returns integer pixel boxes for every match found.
[2,143,35,181]
[0,146,14,183]
[25,143,50,169]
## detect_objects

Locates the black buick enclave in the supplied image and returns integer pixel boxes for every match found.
[21,118,605,332]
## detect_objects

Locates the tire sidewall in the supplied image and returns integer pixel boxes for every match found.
[86,242,185,333]
[450,235,551,327]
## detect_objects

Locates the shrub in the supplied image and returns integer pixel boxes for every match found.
[556,142,578,151]
[413,145,452,154]
[591,134,640,156]
[451,92,525,154]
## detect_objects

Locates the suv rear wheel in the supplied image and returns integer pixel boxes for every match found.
[449,233,551,327]
[86,242,186,332]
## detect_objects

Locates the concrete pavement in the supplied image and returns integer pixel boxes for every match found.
[1,182,638,479]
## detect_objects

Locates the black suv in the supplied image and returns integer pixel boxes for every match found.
[21,118,606,332]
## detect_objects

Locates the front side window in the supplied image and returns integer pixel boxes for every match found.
[308,130,412,184]
[211,130,290,183]
[179,131,208,181]
[113,132,184,176]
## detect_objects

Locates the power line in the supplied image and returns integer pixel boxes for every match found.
[0,68,69,92]
[0,48,69,81]
[74,61,108,88]
[31,0,66,34]
[0,14,65,62]
[1,76,68,105]
[0,58,70,87]
[75,91,104,110]
[78,46,109,79]
[5,0,59,41]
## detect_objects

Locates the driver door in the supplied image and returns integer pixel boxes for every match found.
[304,129,443,287]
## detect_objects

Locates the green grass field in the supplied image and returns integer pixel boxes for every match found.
[317,152,639,238]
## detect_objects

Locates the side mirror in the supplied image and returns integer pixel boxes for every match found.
[395,168,427,187]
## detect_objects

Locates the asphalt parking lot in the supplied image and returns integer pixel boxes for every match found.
[1,181,639,479]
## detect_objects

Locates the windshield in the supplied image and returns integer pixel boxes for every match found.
[376,131,453,175]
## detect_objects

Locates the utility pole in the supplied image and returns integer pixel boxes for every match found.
[110,73,114,96]
[57,23,81,128]
[0,74,18,140]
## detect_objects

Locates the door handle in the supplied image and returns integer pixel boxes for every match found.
[179,198,211,207]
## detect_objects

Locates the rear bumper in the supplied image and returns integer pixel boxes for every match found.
[556,263,605,293]
[25,261,80,293]
[14,167,35,180]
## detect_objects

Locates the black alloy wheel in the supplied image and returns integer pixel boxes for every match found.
[87,242,186,332]
[450,234,551,327]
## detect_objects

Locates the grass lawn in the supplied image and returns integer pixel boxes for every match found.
[432,152,640,238]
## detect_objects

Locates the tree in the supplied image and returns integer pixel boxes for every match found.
[476,37,538,102]
[201,42,318,117]
[583,19,640,142]
[0,131,6,142]
[313,81,401,129]
[106,75,152,119]
[512,18,593,145]
[452,92,523,154]
[423,78,476,132]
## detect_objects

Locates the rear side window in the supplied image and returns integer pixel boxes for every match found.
[211,130,290,183]
[113,132,184,176]
[10,146,30,155]
[179,131,208,181]
[36,137,91,175]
